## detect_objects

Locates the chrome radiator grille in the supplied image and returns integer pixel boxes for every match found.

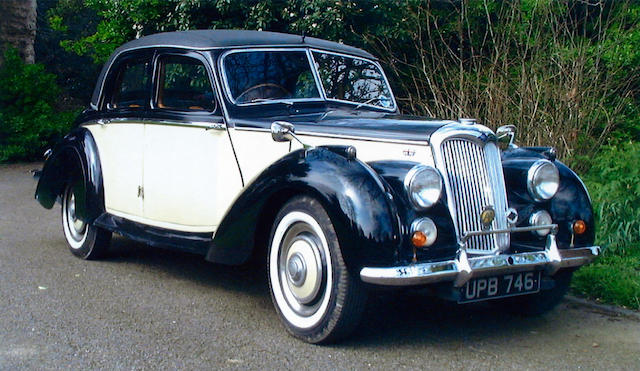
[440,139,509,254]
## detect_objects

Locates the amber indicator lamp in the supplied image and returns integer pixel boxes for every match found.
[411,231,427,247]
[573,220,587,234]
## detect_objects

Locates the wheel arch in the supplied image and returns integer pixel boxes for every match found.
[35,127,105,224]
[206,147,401,268]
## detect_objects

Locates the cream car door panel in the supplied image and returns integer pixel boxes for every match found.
[142,122,242,231]
[86,122,144,218]
[228,127,291,185]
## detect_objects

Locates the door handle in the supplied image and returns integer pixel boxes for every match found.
[97,119,110,126]
[205,122,226,131]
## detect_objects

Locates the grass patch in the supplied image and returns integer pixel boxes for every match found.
[572,251,640,309]
[570,141,640,310]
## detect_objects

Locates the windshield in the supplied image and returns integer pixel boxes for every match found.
[312,51,394,110]
[221,49,395,110]
[223,50,320,104]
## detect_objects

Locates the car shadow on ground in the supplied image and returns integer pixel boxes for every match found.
[104,235,551,347]
[104,235,270,298]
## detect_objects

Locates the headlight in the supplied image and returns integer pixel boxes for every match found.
[527,160,559,201]
[404,165,442,209]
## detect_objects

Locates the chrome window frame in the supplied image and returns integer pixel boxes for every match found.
[218,47,397,111]
[102,52,154,112]
[219,48,325,107]
[309,48,397,112]
[150,51,220,114]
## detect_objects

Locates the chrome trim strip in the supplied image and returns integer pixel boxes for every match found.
[360,239,601,287]
[82,118,225,130]
[232,126,429,145]
[460,224,557,243]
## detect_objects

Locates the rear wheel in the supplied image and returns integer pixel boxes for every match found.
[268,196,367,344]
[62,184,111,259]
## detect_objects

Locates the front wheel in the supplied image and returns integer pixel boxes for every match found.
[61,184,111,259]
[268,196,367,344]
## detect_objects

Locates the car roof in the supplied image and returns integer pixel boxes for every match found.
[117,30,374,59]
[91,30,376,108]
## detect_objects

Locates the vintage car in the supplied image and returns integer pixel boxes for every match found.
[35,30,600,343]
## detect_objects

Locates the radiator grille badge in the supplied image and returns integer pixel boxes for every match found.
[480,206,495,229]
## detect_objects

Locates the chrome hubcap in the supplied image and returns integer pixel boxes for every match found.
[287,252,307,286]
[270,210,333,329]
[65,189,87,242]
[279,223,326,313]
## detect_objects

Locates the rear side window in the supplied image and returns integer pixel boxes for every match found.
[108,59,151,109]
[223,50,320,104]
[156,55,216,111]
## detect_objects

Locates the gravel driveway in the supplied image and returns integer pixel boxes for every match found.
[1,163,639,370]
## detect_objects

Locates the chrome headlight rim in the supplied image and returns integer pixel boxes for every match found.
[404,165,443,210]
[527,159,559,202]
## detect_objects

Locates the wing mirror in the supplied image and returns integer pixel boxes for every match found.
[496,125,517,150]
[271,121,296,142]
[271,121,312,149]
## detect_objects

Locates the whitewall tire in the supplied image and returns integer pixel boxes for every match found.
[61,184,111,259]
[268,196,367,343]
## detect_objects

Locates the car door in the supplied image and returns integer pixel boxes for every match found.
[85,51,152,219]
[141,51,242,232]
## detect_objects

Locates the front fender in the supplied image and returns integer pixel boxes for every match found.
[35,127,104,224]
[502,147,595,249]
[206,147,400,268]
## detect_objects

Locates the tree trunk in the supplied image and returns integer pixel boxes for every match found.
[0,0,37,65]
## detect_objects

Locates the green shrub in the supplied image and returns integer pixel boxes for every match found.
[572,141,640,309]
[0,48,76,163]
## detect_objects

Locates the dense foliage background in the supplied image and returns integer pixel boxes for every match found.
[0,0,638,308]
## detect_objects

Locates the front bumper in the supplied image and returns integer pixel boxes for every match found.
[360,225,600,287]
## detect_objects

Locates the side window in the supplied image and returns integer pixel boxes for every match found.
[223,51,320,104]
[109,58,151,109]
[156,55,217,112]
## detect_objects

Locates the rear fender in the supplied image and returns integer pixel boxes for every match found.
[35,128,104,224]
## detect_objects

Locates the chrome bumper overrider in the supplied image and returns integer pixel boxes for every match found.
[360,224,600,287]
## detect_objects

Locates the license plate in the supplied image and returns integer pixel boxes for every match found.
[458,271,541,303]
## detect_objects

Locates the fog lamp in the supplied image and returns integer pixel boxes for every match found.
[529,210,552,236]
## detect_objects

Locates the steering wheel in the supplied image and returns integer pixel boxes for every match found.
[236,83,291,103]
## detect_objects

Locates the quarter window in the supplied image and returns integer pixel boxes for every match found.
[109,59,151,109]
[156,55,216,111]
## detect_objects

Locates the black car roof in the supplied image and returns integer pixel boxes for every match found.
[91,30,376,108]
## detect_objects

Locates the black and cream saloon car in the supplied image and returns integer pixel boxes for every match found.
[35,30,600,343]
